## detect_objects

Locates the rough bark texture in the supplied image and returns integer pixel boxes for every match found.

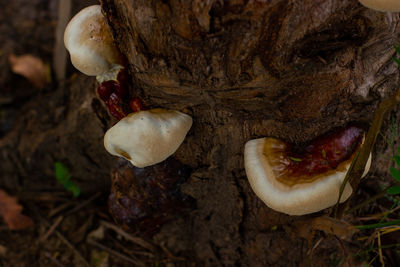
[0,0,399,265]
[97,0,400,265]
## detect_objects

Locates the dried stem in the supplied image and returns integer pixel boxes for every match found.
[335,87,400,219]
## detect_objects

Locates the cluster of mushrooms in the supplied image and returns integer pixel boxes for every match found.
[64,5,192,169]
[64,1,399,221]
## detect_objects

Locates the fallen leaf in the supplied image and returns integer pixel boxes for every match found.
[8,54,48,89]
[311,216,358,241]
[293,216,358,242]
[0,189,33,230]
[0,245,7,257]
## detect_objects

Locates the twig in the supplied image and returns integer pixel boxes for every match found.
[40,215,64,242]
[28,204,90,267]
[48,202,74,218]
[18,191,71,202]
[65,192,101,216]
[87,238,145,267]
[100,220,154,251]
[307,237,323,256]
[160,243,186,261]
[53,0,71,81]
[44,251,66,267]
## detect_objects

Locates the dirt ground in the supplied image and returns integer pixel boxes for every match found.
[1,1,400,266]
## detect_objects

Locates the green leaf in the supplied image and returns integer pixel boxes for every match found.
[397,146,400,156]
[392,57,400,68]
[390,167,400,182]
[54,162,81,197]
[394,155,400,167]
[71,186,81,197]
[395,44,400,56]
[355,219,400,229]
[387,186,400,195]
[55,162,71,182]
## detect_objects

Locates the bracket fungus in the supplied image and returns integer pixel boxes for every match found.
[65,5,193,168]
[64,5,123,77]
[64,5,136,120]
[359,0,400,12]
[104,109,192,168]
[244,126,372,216]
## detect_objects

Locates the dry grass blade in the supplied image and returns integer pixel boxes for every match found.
[377,231,385,267]
[44,251,66,267]
[380,226,400,235]
[335,86,400,218]
[65,192,101,216]
[307,237,323,256]
[100,220,154,251]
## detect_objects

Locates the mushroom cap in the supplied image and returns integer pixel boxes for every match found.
[359,0,400,12]
[104,109,192,168]
[244,137,372,216]
[64,5,123,76]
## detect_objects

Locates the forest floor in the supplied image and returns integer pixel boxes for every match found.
[1,1,400,266]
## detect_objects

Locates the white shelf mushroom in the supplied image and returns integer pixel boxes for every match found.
[64,5,123,80]
[244,126,372,215]
[104,109,193,168]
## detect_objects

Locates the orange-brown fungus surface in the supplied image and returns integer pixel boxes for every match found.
[264,126,364,185]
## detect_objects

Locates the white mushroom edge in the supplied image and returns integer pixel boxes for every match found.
[359,0,400,12]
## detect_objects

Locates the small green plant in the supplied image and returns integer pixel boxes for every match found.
[387,146,400,195]
[352,146,400,266]
[393,44,400,69]
[379,117,400,149]
[54,162,81,197]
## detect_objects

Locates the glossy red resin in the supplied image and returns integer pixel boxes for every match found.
[96,68,145,120]
[282,126,364,178]
[97,80,117,101]
[129,97,145,112]
[105,92,127,120]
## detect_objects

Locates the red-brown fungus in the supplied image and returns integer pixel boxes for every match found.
[267,125,364,185]
[108,157,195,237]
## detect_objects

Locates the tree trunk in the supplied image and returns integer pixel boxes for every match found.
[97,0,399,264]
[0,0,399,265]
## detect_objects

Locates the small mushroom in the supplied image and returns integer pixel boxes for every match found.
[359,0,400,12]
[104,109,192,168]
[244,126,372,216]
[64,5,123,77]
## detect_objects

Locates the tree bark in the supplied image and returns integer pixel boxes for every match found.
[96,0,400,264]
